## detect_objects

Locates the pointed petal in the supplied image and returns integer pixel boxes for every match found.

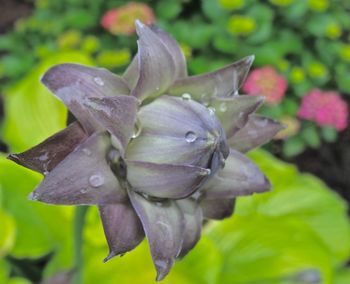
[123,55,139,90]
[176,199,202,258]
[200,198,235,220]
[84,95,139,154]
[150,25,187,79]
[7,122,87,174]
[203,148,271,199]
[168,55,255,102]
[31,132,127,205]
[41,63,130,133]
[228,115,285,152]
[210,95,264,139]
[128,190,184,281]
[99,202,144,261]
[130,21,176,100]
[126,161,210,199]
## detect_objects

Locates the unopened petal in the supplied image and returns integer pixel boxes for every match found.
[203,148,271,199]
[99,202,144,261]
[200,198,235,220]
[176,199,202,258]
[30,132,127,205]
[41,63,129,133]
[126,161,210,199]
[130,21,176,100]
[84,95,139,154]
[8,122,87,174]
[210,95,264,139]
[150,25,187,79]
[228,115,285,152]
[128,190,184,281]
[168,55,255,102]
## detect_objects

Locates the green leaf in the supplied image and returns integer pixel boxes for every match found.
[0,208,16,258]
[301,125,320,148]
[156,0,182,20]
[335,268,350,284]
[321,127,337,142]
[3,52,93,152]
[283,136,306,157]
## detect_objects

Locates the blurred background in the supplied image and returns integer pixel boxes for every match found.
[0,0,350,283]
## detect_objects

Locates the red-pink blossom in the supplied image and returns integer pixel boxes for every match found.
[242,66,288,104]
[101,2,155,36]
[298,89,348,131]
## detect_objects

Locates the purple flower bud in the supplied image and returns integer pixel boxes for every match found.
[8,21,284,281]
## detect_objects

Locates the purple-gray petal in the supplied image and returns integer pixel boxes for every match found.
[150,25,187,79]
[130,21,176,100]
[41,63,130,133]
[126,134,214,168]
[125,161,210,199]
[228,114,285,152]
[176,199,202,258]
[128,190,184,281]
[30,132,127,205]
[84,95,139,154]
[200,198,235,220]
[168,55,255,102]
[202,148,271,199]
[99,202,144,261]
[7,122,87,174]
[210,95,264,139]
[123,54,139,90]
[138,95,221,140]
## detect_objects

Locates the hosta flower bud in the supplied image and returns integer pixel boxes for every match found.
[8,21,283,281]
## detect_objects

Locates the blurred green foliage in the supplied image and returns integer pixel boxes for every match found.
[1,0,350,283]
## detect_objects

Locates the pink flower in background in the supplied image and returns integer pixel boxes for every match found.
[298,89,348,131]
[242,66,288,104]
[101,2,155,35]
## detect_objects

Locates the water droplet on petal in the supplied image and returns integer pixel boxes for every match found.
[93,77,104,86]
[89,174,104,188]
[219,102,227,112]
[80,188,88,194]
[208,107,216,116]
[233,90,239,96]
[253,118,268,127]
[132,119,142,138]
[200,168,211,176]
[43,171,49,176]
[181,93,192,100]
[185,131,197,143]
[82,148,91,156]
[28,191,39,200]
[191,190,202,200]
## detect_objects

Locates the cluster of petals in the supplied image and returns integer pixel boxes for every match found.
[298,89,348,131]
[101,2,155,35]
[243,66,288,105]
[8,21,283,281]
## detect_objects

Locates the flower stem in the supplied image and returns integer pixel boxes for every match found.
[73,206,88,284]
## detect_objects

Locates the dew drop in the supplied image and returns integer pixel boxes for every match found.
[132,119,142,138]
[208,107,216,116]
[181,93,192,100]
[82,148,92,156]
[93,77,104,86]
[219,102,227,112]
[233,90,239,96]
[43,171,49,176]
[80,188,88,194]
[200,168,211,176]
[89,174,104,188]
[191,190,201,200]
[253,117,268,127]
[28,191,39,200]
[185,131,197,143]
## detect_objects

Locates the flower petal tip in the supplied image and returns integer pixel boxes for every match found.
[103,251,117,263]
[247,54,255,64]
[135,19,145,30]
[6,153,18,163]
[155,259,172,282]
